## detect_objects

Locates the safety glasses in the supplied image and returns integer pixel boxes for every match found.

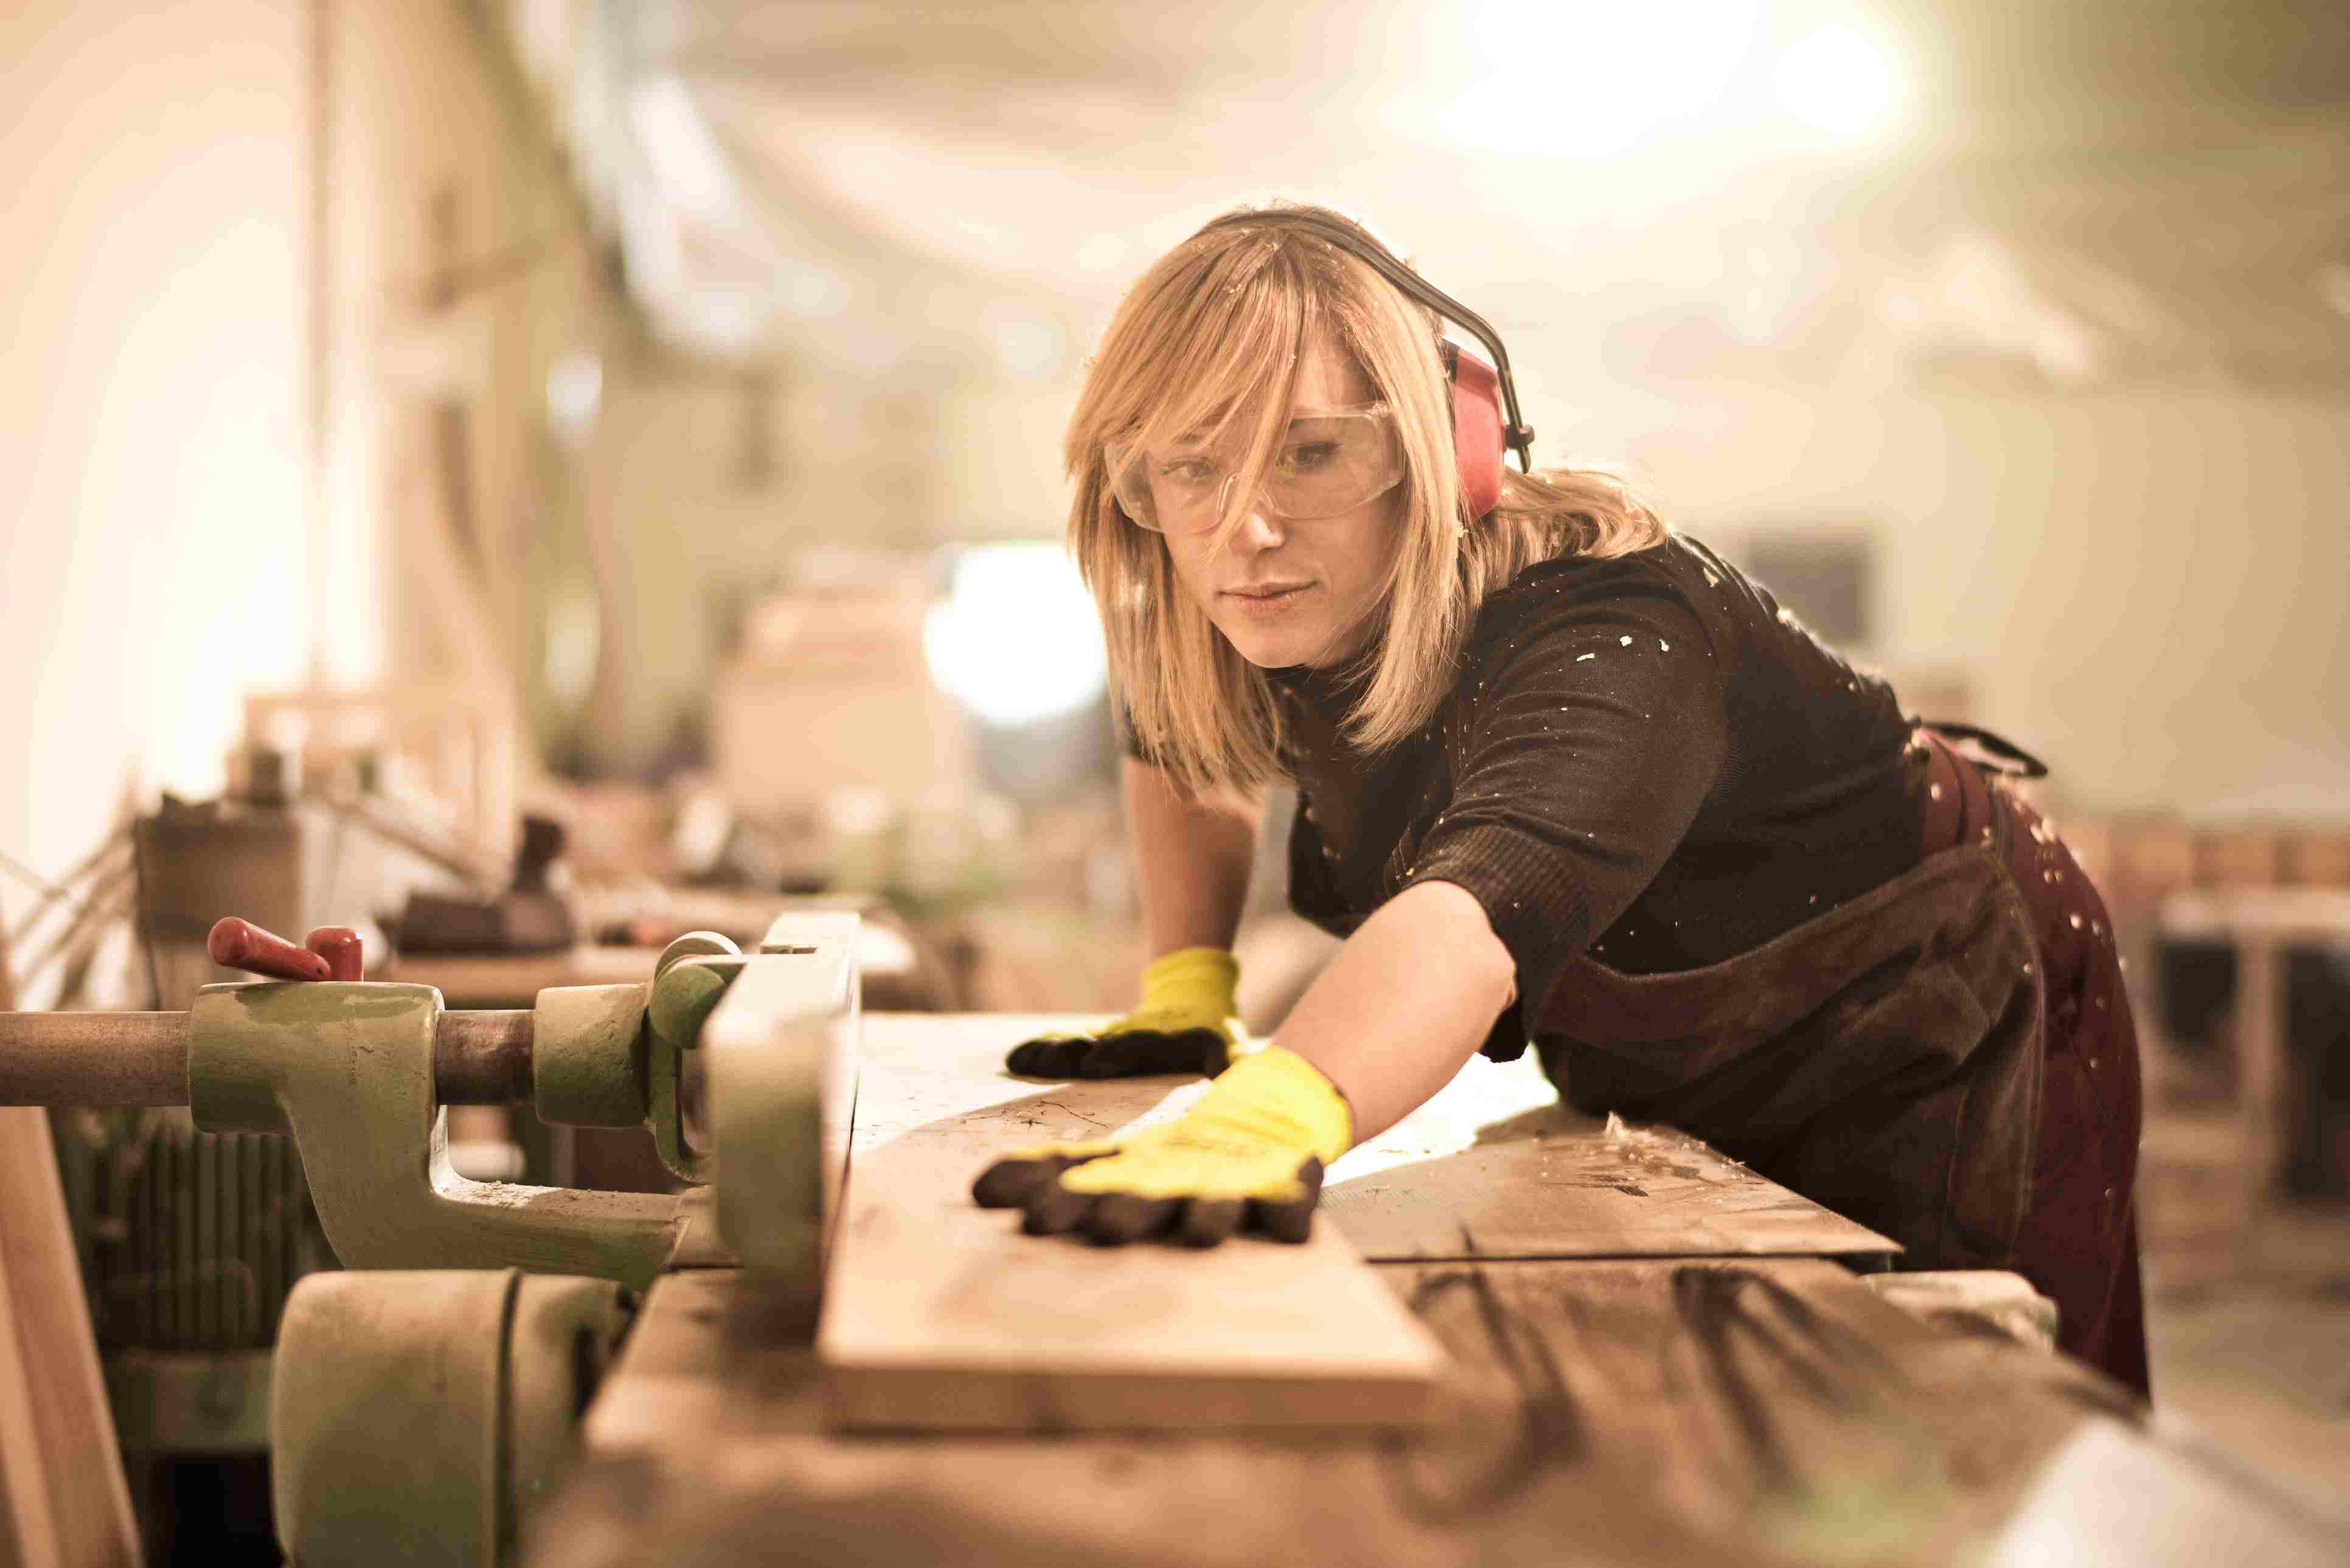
[1105,404,1405,535]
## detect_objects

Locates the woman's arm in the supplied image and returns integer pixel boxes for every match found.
[1122,755,1262,957]
[1273,878,1517,1142]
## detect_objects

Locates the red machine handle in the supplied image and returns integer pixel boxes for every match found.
[305,926,364,981]
[207,918,364,982]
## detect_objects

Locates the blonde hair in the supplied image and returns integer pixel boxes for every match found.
[1066,203,1665,797]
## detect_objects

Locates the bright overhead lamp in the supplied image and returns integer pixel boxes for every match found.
[1774,22,1903,137]
[1441,0,1762,156]
[923,544,1108,729]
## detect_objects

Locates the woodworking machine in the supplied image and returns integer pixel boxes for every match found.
[2,912,860,1566]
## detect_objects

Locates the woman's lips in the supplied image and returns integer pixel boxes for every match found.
[1225,584,1311,614]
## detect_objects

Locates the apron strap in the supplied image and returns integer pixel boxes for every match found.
[1916,719,2050,780]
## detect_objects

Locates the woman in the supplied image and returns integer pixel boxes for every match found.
[972,203,2148,1396]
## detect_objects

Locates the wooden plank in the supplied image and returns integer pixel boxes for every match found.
[0,915,141,1568]
[2160,886,2350,943]
[553,1260,2344,1568]
[0,909,59,1568]
[1324,1049,1897,1262]
[817,1015,1444,1431]
[0,1111,144,1568]
[0,1222,66,1568]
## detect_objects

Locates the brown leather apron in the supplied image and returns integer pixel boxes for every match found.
[1534,727,2150,1395]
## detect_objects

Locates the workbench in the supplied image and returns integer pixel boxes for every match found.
[2158,887,2350,1210]
[524,1014,2346,1568]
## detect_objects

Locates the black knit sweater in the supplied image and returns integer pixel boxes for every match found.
[1130,532,1933,1062]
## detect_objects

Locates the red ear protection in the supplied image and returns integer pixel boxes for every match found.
[1444,342,1506,523]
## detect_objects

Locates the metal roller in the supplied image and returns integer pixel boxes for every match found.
[0,1007,536,1108]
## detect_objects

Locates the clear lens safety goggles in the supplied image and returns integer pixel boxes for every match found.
[1105,404,1405,535]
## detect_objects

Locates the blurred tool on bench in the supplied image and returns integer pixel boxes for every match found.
[389,813,575,959]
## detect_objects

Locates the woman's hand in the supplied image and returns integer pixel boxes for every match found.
[972,1046,1351,1246]
[981,881,1514,1249]
[1003,946,1245,1078]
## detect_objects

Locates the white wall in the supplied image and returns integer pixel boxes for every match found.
[0,0,613,934]
[1588,377,2350,817]
[1,2,310,919]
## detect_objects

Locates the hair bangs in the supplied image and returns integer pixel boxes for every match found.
[1135,257,1312,476]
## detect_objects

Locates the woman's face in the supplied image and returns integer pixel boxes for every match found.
[1158,337,1404,670]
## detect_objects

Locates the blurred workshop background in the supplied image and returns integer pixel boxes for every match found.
[2,0,2346,1558]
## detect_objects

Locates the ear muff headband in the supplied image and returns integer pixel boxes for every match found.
[1187,208,1536,522]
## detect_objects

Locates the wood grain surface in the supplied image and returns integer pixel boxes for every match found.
[554,1261,2345,1568]
[818,1015,1445,1431]
[1325,1046,1897,1262]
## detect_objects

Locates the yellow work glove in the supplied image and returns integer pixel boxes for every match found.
[1003,945,1246,1079]
[972,1046,1352,1246]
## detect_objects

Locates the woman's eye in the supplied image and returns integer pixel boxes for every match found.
[1157,457,1217,486]
[1281,442,1340,472]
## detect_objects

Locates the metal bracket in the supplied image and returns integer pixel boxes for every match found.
[644,940,746,1184]
[705,913,860,1320]
[190,982,688,1289]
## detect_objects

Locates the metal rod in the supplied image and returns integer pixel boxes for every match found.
[0,1009,536,1107]
[0,1012,189,1105]
[433,1010,535,1105]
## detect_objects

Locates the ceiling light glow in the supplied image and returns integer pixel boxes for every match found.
[1774,23,1902,136]
[1443,0,1762,156]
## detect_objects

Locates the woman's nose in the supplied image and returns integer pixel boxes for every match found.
[1233,501,1285,550]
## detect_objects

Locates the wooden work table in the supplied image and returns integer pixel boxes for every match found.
[525,1015,2346,1568]
[2157,888,2350,1210]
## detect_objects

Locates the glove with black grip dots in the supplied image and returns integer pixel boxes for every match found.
[972,1046,1352,1247]
[1003,945,1245,1079]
